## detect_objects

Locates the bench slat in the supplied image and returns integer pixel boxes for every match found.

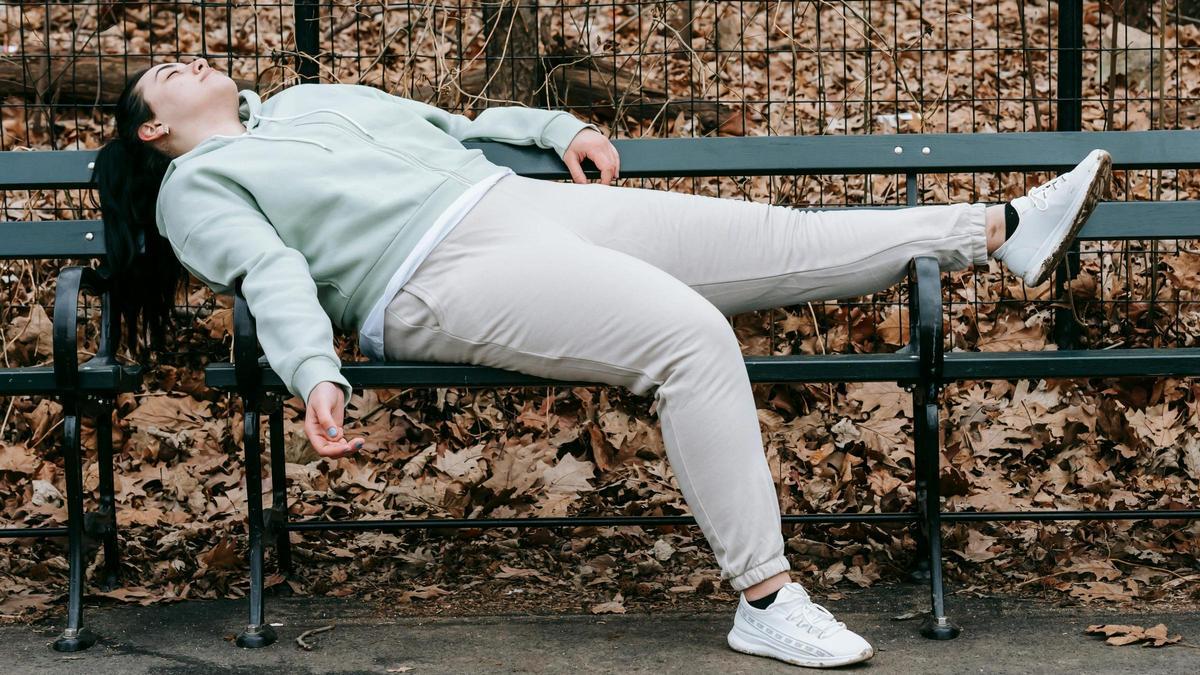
[5,200,1198,261]
[0,220,106,258]
[942,348,1200,379]
[773,201,1200,239]
[2,130,1198,190]
[204,351,923,391]
[471,129,1200,178]
[0,363,143,394]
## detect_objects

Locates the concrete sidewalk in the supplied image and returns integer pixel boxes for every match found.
[3,583,1197,673]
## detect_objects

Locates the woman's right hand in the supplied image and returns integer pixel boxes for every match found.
[303,381,365,458]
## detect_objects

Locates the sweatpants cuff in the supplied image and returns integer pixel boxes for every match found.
[727,554,792,592]
[966,202,989,266]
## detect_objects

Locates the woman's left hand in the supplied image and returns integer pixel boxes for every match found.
[564,128,620,186]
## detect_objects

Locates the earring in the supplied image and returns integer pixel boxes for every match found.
[161,124,170,135]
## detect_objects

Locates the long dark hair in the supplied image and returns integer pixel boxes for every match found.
[91,65,189,362]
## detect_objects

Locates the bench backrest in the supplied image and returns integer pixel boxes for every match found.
[2,129,1197,263]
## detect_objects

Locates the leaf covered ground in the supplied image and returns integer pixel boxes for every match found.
[2,1,1199,623]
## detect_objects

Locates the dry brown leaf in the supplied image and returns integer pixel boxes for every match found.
[1085,623,1182,647]
[399,585,451,603]
[591,591,626,614]
[541,453,595,495]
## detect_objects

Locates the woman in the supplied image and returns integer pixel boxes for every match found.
[93,57,1110,668]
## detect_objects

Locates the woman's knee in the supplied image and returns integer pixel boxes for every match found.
[645,300,744,381]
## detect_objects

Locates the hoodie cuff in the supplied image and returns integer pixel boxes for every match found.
[293,355,353,408]
[541,112,600,159]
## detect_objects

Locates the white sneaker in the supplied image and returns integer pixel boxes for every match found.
[727,582,875,668]
[993,148,1111,287]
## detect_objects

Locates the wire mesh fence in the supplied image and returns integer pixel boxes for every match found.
[1,1,1196,372]
[1,4,1198,596]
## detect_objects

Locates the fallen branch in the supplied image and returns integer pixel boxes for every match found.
[295,624,334,651]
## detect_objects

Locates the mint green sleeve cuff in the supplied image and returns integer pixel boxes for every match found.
[292,355,353,408]
[540,113,601,159]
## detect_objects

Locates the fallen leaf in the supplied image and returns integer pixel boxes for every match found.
[591,592,626,614]
[1086,623,1182,647]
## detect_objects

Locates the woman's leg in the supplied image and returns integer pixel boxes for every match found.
[477,174,991,601]
[384,184,790,592]
[490,174,991,316]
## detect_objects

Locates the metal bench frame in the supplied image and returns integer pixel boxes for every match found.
[0,173,144,650]
[7,129,1195,651]
[208,129,1200,647]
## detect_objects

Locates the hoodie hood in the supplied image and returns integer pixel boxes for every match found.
[161,88,394,189]
[162,90,328,176]
[239,88,261,131]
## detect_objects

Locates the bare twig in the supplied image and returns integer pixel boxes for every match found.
[1017,2,1044,131]
[296,624,334,650]
[1104,0,1124,131]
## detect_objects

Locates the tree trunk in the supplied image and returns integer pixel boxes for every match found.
[479,0,540,107]
[0,54,261,104]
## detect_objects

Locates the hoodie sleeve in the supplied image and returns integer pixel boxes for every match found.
[156,168,353,408]
[354,85,601,160]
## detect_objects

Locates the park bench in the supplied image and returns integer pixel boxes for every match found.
[206,128,1200,647]
[10,127,1194,651]
[0,148,144,651]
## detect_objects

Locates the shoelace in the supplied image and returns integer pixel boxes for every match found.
[777,597,847,640]
[1027,172,1072,211]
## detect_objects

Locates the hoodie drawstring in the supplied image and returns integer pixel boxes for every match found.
[255,108,376,138]
[248,108,379,153]
[242,134,332,152]
[219,105,378,153]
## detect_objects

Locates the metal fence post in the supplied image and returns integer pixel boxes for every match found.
[294,0,322,84]
[1054,0,1084,350]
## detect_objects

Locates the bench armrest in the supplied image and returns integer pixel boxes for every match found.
[906,256,945,388]
[231,275,266,395]
[52,265,116,390]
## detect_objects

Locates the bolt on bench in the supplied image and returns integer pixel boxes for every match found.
[200,128,1200,647]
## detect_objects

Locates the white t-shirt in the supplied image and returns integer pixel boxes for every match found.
[357,167,515,361]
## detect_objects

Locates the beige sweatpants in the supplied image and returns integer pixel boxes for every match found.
[383,173,989,592]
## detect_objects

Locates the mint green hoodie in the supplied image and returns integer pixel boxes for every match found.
[154,83,598,407]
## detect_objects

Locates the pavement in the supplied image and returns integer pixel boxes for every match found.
[2,583,1198,673]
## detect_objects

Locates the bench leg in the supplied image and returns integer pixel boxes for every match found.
[914,396,960,640]
[53,399,98,652]
[906,533,932,582]
[906,381,932,584]
[95,397,120,591]
[267,407,293,577]
[236,407,277,649]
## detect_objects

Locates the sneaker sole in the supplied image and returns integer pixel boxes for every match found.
[1024,149,1111,287]
[727,625,875,668]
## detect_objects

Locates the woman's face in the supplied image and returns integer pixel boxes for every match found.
[134,58,235,142]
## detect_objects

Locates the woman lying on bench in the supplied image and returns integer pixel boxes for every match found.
[92,57,1111,669]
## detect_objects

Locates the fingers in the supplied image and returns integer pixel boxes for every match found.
[306,423,366,458]
[314,403,343,443]
[305,403,365,459]
[332,400,345,436]
[565,153,588,184]
[567,143,620,185]
[597,146,620,185]
[313,434,366,459]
